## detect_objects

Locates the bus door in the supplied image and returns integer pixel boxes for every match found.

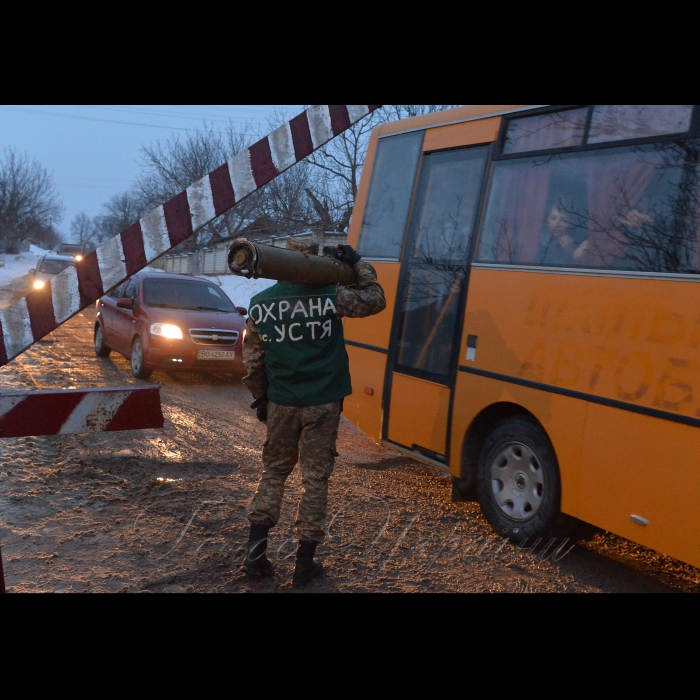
[383,144,491,465]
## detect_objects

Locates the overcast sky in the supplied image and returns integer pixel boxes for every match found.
[0,105,304,240]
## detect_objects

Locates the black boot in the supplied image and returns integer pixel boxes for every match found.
[292,540,324,588]
[243,524,274,577]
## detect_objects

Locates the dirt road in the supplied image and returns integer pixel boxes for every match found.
[1,305,699,593]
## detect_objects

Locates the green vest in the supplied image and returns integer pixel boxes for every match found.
[249,282,352,407]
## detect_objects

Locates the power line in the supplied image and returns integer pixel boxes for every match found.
[56,177,134,183]
[54,183,137,190]
[0,106,226,132]
[83,105,259,124]
[1,105,300,131]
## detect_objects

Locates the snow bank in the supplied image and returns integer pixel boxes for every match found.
[0,249,45,288]
[29,244,50,256]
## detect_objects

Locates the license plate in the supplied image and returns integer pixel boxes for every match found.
[196,349,235,360]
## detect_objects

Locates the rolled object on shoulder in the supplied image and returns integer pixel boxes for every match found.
[228,238,356,287]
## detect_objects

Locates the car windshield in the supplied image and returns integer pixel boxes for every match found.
[143,278,236,312]
[39,259,74,274]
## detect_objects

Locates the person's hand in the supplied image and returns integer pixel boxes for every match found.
[573,238,590,261]
[336,244,361,266]
[620,209,652,229]
[250,396,268,424]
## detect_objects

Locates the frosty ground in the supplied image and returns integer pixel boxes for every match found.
[1,253,699,593]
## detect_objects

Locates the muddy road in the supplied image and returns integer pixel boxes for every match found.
[1,305,699,593]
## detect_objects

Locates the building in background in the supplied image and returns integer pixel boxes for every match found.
[155,230,348,277]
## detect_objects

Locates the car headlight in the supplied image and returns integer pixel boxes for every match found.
[150,323,183,339]
[33,280,46,290]
[74,255,83,262]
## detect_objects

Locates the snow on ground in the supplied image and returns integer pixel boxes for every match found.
[29,244,51,256]
[200,274,275,312]
[0,246,51,311]
[0,247,48,287]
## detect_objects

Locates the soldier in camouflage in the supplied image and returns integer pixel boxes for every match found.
[241,238,386,587]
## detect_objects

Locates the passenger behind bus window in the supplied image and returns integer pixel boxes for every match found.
[478,141,700,274]
[539,203,590,266]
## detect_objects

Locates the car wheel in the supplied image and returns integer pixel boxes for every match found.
[130,336,152,379]
[476,417,562,544]
[94,323,111,357]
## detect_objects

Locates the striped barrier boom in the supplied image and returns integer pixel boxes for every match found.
[0,386,164,438]
[0,105,382,367]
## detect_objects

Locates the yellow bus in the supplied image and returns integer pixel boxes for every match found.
[341,104,700,569]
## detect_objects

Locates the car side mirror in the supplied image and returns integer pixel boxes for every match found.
[117,298,134,309]
[236,306,248,316]
[28,268,36,274]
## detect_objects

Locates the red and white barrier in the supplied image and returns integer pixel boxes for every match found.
[0,386,163,438]
[0,105,382,367]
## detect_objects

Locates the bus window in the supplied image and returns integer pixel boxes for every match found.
[503,107,588,154]
[477,140,700,273]
[588,105,693,144]
[394,146,489,380]
[357,130,424,259]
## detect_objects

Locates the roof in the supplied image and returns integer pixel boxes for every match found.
[375,104,535,137]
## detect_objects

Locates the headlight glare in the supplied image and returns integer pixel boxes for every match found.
[33,280,46,290]
[150,323,183,339]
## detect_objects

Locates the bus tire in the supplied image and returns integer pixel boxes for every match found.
[476,417,562,544]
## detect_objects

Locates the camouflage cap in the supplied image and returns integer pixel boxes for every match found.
[286,238,319,255]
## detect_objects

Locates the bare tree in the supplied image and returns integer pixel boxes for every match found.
[88,106,463,254]
[260,159,316,235]
[69,212,100,251]
[0,148,64,250]
[134,122,260,251]
[93,190,149,245]
[385,105,464,120]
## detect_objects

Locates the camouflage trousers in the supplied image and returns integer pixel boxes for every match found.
[248,400,342,543]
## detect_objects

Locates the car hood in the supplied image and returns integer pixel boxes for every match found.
[144,307,245,331]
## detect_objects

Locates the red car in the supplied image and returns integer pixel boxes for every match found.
[94,271,248,379]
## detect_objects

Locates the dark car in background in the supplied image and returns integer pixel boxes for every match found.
[94,271,248,379]
[31,253,76,290]
[57,243,85,260]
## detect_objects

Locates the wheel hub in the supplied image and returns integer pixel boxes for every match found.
[490,442,544,521]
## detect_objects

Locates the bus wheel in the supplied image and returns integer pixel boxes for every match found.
[476,417,562,543]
